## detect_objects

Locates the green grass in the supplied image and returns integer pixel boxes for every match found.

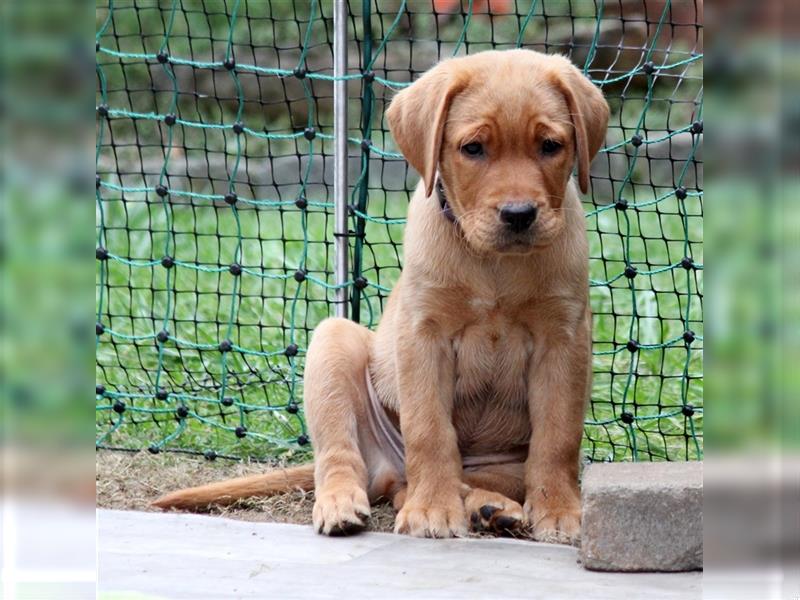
[96,182,703,463]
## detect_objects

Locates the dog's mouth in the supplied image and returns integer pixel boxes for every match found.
[492,231,537,254]
[455,210,551,255]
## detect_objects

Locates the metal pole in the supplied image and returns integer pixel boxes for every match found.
[349,0,372,323]
[333,0,349,319]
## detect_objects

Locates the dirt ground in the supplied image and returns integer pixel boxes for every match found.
[96,450,537,539]
[97,450,396,533]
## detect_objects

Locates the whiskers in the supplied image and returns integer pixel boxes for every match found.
[550,204,585,218]
[451,205,484,226]
[546,192,586,220]
[451,207,495,256]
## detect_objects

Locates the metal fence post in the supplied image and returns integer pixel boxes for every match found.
[333,0,349,318]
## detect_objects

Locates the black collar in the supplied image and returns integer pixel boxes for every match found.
[435,177,457,224]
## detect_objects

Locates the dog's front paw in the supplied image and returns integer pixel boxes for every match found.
[313,484,371,536]
[394,490,467,538]
[524,495,581,545]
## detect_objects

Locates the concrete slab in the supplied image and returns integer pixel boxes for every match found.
[98,509,701,599]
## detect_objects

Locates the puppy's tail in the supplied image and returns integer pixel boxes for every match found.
[151,463,315,511]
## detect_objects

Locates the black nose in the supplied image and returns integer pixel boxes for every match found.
[499,203,537,233]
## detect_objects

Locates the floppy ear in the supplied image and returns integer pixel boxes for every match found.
[385,63,467,197]
[552,63,609,194]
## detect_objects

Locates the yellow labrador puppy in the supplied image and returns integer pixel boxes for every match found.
[154,49,609,543]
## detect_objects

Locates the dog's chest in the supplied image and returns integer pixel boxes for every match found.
[453,317,532,397]
[450,298,533,445]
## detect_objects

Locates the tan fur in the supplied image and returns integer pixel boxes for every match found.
[153,50,609,543]
[151,464,315,510]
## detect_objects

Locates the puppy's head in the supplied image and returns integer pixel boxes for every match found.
[386,50,609,254]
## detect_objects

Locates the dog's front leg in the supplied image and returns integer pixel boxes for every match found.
[524,306,591,544]
[393,324,466,538]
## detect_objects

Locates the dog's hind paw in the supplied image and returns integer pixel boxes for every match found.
[464,488,526,536]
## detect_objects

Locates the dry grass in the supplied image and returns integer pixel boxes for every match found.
[96,450,541,540]
[96,450,396,532]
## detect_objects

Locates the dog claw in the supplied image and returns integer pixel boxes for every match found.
[394,494,468,538]
[328,519,366,536]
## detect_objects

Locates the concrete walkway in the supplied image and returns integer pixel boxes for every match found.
[97,509,700,599]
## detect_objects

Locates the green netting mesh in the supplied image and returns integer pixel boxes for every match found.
[96,0,703,463]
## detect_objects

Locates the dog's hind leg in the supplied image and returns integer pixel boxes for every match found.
[462,463,526,535]
[304,317,379,535]
[391,463,528,536]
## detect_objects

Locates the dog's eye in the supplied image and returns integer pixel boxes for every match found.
[461,142,484,157]
[541,139,562,155]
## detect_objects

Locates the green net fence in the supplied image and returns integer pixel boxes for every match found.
[96,0,702,463]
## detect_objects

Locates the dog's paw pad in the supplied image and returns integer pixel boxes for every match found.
[465,489,525,536]
[494,515,521,532]
[479,505,499,520]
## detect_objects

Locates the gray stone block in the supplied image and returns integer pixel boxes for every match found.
[579,461,703,572]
